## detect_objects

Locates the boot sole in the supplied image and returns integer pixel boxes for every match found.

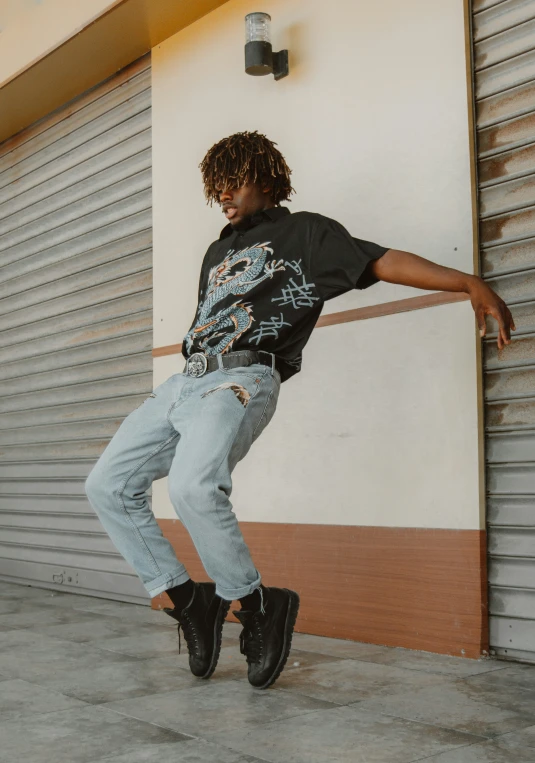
[254,588,300,690]
[200,596,232,679]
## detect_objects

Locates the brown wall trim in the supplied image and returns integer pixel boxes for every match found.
[153,343,184,358]
[316,290,469,328]
[152,291,470,358]
[153,520,488,659]
[0,0,229,144]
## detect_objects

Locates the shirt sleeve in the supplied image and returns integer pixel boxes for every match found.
[181,257,209,359]
[309,214,389,301]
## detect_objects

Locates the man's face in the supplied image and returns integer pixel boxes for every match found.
[217,182,275,227]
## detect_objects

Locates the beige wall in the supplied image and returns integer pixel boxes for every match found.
[151,0,481,529]
[0,0,120,86]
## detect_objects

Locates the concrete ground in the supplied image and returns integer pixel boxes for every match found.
[0,582,534,763]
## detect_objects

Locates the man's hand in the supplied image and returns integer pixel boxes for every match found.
[371,249,516,349]
[467,277,516,350]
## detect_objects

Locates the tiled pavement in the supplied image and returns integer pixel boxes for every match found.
[0,583,534,762]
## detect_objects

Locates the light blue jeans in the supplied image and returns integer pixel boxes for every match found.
[85,360,281,601]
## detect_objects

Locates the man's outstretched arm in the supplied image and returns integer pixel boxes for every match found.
[370,249,516,350]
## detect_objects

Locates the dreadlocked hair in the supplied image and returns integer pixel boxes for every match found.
[199,130,295,206]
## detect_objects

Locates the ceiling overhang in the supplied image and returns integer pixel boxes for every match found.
[0,0,229,144]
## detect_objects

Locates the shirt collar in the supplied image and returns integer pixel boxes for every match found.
[219,205,291,240]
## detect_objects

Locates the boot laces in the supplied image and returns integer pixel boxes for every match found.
[239,613,264,664]
[176,610,199,656]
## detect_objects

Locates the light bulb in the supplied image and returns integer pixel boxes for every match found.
[245,12,271,44]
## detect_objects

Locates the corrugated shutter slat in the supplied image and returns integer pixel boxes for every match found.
[473,0,535,659]
[0,55,152,604]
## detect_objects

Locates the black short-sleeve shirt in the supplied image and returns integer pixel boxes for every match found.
[182,206,388,382]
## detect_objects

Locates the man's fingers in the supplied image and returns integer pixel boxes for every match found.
[491,305,512,345]
[476,308,486,338]
[506,306,516,332]
[476,299,515,347]
[500,315,511,342]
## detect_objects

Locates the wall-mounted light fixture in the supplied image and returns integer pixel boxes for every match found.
[245,12,288,81]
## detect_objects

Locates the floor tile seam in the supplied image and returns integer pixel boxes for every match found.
[52,667,235,704]
[49,608,158,621]
[29,685,102,705]
[249,685,343,714]
[0,625,156,638]
[353,707,509,741]
[355,655,507,680]
[285,649,348,666]
[486,724,535,746]
[74,617,178,630]
[92,704,199,740]
[258,681,347,707]
[462,675,535,694]
[195,737,277,763]
[190,736,281,763]
[199,698,354,748]
[406,737,490,763]
[12,616,172,628]
[44,609,173,624]
[14,654,151,691]
[0,603,81,613]
[99,678,218,713]
[19,681,183,707]
[464,665,535,678]
[82,741,275,763]
[40,601,108,611]
[287,651,388,665]
[341,654,511,678]
[454,687,535,716]
[67,607,153,618]
[348,671,535,707]
[0,675,96,706]
[268,655,475,688]
[75,643,157,660]
[295,633,395,660]
[30,627,175,644]
[192,699,352,741]
[0,627,148,653]
[0,701,98,729]
[0,626,111,654]
[200,707,489,762]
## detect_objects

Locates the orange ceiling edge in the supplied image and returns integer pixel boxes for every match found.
[0,0,229,144]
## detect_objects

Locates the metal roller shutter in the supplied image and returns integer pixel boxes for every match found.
[473,0,535,660]
[0,54,152,604]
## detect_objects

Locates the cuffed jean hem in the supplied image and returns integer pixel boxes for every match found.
[147,569,191,598]
[216,572,262,601]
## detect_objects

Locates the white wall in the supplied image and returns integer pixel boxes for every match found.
[0,0,120,86]
[151,0,481,529]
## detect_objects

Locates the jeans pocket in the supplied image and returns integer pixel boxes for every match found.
[252,386,278,442]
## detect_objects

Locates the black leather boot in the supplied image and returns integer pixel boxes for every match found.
[233,586,300,689]
[164,581,231,679]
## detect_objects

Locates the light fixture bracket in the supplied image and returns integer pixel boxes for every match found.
[272,49,289,81]
[245,41,289,80]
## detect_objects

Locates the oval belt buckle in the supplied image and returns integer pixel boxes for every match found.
[187,352,208,377]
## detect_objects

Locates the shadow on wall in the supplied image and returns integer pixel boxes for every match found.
[282,22,307,80]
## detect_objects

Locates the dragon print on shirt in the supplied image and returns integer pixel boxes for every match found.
[184,242,286,355]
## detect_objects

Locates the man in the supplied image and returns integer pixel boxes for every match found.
[85,130,514,691]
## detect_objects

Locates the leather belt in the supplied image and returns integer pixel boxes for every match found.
[183,350,278,378]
